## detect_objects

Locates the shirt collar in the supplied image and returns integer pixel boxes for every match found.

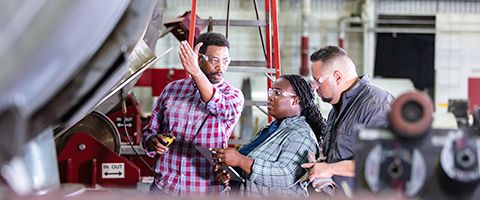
[277,116,305,129]
[333,75,369,113]
[213,79,225,86]
[343,75,369,101]
[189,77,225,88]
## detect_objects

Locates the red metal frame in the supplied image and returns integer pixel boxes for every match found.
[186,0,198,77]
[468,78,480,114]
[106,95,142,145]
[185,0,281,122]
[122,155,158,177]
[58,133,140,188]
[163,11,206,42]
[264,0,281,122]
[135,68,187,96]
[188,0,198,47]
[57,69,188,188]
[265,0,272,90]
[271,0,281,78]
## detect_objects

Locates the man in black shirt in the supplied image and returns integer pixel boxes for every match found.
[302,46,394,191]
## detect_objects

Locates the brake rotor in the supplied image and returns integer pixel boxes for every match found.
[389,91,433,138]
[364,144,426,197]
[56,111,120,154]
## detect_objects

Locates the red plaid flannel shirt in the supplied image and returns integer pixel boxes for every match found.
[142,78,244,195]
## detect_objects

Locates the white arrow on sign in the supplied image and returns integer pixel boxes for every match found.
[102,163,125,179]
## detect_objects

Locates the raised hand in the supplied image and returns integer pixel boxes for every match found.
[178,41,203,76]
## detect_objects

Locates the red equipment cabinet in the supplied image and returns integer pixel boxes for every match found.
[57,133,140,188]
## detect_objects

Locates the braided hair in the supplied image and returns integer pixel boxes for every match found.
[281,74,326,143]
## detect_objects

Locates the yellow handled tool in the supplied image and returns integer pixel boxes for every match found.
[159,134,175,147]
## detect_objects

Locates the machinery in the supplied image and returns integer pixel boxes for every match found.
[448,99,470,128]
[0,0,229,196]
[54,71,186,189]
[55,100,145,188]
[6,0,480,199]
[0,0,182,196]
[356,91,480,199]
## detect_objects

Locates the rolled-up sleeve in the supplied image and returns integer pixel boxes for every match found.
[205,86,244,133]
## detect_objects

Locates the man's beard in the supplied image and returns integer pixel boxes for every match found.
[207,72,223,84]
[321,97,333,103]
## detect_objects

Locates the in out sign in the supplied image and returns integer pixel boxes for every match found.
[102,163,125,179]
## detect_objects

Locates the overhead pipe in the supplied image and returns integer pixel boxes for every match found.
[338,15,362,49]
[362,0,376,78]
[300,0,311,76]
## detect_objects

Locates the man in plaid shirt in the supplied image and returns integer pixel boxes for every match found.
[142,32,244,195]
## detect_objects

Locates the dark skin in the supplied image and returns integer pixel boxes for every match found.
[146,134,171,155]
[213,78,301,175]
[213,163,231,186]
[147,42,232,184]
[146,42,230,155]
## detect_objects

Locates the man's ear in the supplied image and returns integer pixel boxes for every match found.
[333,70,342,84]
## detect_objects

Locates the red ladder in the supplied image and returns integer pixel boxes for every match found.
[187,0,281,123]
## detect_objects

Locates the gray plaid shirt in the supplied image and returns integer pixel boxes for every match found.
[241,116,319,197]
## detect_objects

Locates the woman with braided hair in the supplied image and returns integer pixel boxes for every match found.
[212,74,326,197]
[282,74,327,144]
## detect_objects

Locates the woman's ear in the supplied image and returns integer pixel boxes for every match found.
[292,96,300,105]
